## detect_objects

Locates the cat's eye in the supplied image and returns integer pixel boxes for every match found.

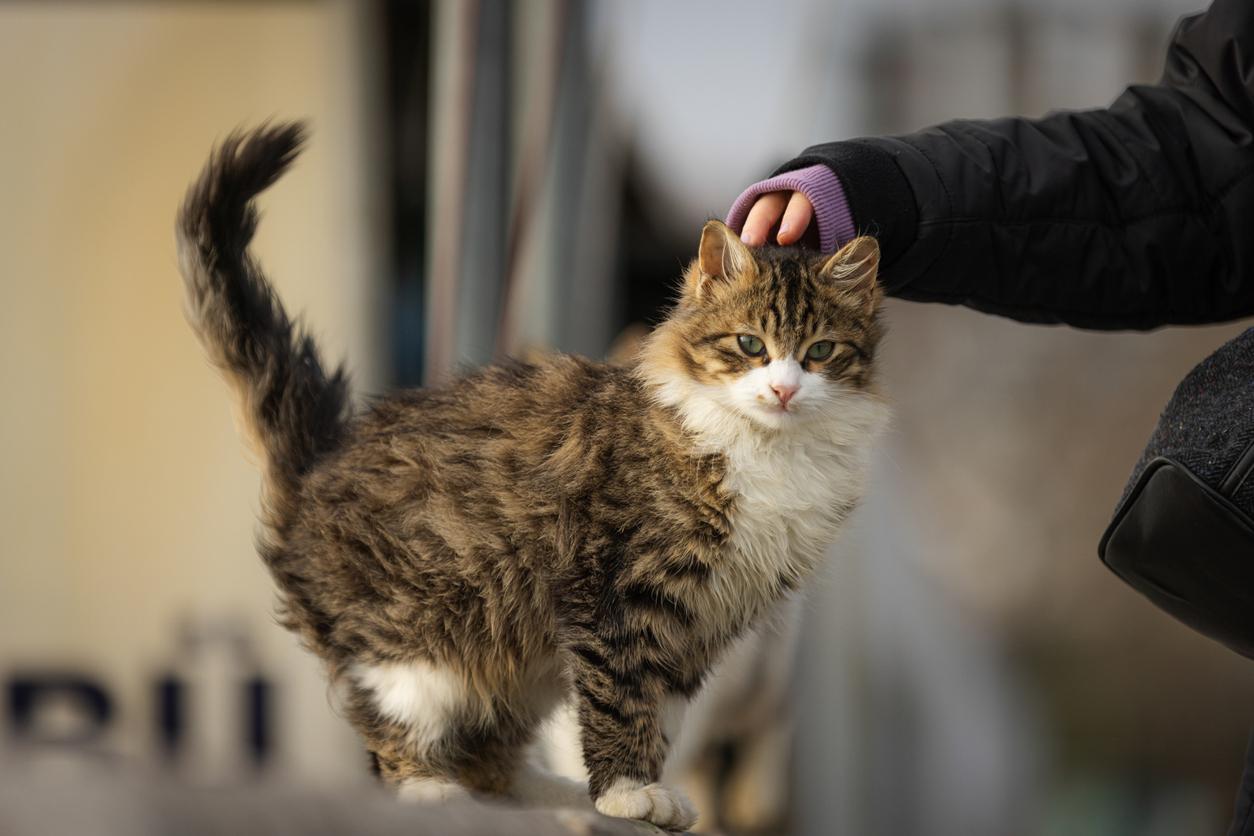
[806,341,835,361]
[737,335,766,357]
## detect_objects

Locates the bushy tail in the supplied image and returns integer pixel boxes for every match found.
[177,123,351,522]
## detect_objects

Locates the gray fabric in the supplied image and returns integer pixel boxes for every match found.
[1121,327,1254,516]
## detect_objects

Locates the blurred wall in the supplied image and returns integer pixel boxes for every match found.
[0,1,383,781]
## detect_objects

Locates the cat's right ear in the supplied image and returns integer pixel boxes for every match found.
[819,236,880,313]
[687,220,754,301]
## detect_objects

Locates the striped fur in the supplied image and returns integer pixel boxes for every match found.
[176,124,886,831]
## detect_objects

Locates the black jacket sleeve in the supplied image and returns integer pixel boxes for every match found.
[777,0,1254,329]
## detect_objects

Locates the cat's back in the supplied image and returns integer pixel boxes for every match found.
[300,353,655,517]
[359,352,637,445]
[279,354,655,653]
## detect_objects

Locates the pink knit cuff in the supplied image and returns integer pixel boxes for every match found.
[725,164,855,253]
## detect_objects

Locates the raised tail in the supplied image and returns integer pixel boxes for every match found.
[177,123,351,522]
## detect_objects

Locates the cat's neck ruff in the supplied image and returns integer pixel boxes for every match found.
[644,368,887,634]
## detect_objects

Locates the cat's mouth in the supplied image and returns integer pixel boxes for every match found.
[756,397,796,415]
[750,402,802,426]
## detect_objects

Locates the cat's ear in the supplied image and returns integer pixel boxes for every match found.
[687,220,754,300]
[819,236,880,311]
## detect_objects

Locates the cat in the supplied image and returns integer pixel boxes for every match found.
[176,123,887,830]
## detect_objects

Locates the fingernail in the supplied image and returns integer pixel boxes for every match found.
[778,222,792,242]
[741,231,754,244]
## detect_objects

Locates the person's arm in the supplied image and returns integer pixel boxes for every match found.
[732,0,1254,329]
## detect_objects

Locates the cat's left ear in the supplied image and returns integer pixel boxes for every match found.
[687,220,754,301]
[819,236,881,312]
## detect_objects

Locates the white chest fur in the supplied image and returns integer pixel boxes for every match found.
[646,365,888,636]
[683,391,887,635]
[725,428,866,572]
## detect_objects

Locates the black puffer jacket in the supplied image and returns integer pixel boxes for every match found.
[777,0,1254,330]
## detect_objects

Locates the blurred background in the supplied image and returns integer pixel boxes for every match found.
[3,1,1253,834]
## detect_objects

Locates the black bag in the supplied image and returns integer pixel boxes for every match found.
[1100,328,1254,659]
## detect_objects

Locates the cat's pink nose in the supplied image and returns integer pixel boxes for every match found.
[771,383,798,408]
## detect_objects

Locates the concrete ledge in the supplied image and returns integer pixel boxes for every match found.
[0,757,681,836]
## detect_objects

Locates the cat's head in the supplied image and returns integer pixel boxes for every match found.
[640,220,883,435]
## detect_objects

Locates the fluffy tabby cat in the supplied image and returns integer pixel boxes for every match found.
[177,123,887,830]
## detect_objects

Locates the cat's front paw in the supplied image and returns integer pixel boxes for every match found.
[594,777,698,831]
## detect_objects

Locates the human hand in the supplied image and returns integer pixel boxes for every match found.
[738,191,815,247]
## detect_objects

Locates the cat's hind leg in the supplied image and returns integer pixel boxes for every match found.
[349,658,513,798]
[350,656,586,807]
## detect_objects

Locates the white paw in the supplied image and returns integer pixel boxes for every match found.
[595,778,698,831]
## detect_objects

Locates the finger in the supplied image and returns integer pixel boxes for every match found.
[740,192,788,246]
[776,192,814,245]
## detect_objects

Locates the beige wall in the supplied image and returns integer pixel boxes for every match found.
[0,1,383,779]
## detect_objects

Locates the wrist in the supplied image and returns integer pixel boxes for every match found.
[725,164,855,252]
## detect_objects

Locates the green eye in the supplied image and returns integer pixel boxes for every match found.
[737,335,766,357]
[806,340,835,361]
